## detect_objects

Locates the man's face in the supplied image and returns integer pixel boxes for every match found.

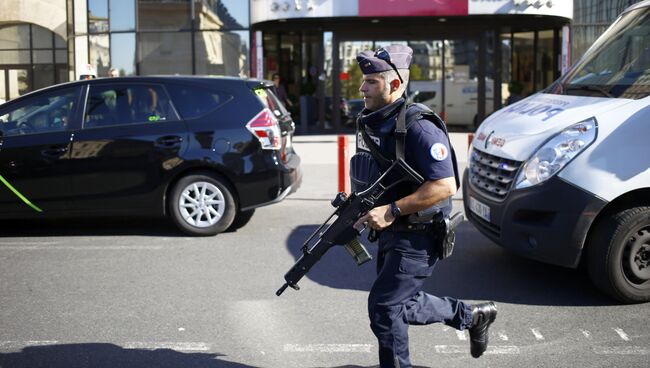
[359,73,392,111]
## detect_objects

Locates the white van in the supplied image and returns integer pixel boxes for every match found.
[408,79,495,128]
[463,1,650,303]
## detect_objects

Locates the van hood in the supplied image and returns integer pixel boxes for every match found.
[473,93,633,161]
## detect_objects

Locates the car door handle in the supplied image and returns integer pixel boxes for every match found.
[41,145,69,157]
[155,136,183,148]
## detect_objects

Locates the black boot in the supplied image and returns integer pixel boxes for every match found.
[468,301,497,358]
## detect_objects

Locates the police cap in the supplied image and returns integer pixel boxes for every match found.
[356,45,413,75]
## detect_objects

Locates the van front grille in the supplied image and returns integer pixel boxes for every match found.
[469,148,522,200]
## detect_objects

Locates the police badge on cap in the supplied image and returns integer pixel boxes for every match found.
[356,45,413,75]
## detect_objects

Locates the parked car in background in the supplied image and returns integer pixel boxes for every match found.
[0,76,302,236]
[325,96,354,127]
[347,98,365,121]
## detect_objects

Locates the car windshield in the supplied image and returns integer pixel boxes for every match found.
[547,5,650,99]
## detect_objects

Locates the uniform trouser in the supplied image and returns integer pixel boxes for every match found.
[368,230,474,368]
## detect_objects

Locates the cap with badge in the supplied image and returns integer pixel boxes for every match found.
[356,45,413,82]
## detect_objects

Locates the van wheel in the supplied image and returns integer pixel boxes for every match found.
[169,173,236,236]
[227,209,256,231]
[587,206,650,303]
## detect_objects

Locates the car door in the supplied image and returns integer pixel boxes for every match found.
[0,86,82,215]
[67,82,187,213]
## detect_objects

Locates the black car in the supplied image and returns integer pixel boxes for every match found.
[0,76,301,235]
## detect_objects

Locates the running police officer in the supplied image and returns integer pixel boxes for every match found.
[351,45,498,368]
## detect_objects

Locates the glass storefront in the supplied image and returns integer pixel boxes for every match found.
[260,26,561,133]
[84,0,249,78]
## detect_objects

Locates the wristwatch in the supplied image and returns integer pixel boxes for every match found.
[390,202,401,218]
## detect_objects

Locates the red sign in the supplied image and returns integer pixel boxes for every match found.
[359,0,468,17]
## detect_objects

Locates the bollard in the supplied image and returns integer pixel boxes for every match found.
[338,135,350,194]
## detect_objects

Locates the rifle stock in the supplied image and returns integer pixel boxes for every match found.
[276,159,423,296]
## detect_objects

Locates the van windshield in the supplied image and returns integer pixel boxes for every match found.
[548,6,650,99]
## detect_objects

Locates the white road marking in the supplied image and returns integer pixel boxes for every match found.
[581,329,592,339]
[613,328,630,341]
[0,340,59,349]
[283,344,373,353]
[0,245,163,250]
[123,342,211,351]
[434,345,520,354]
[455,330,467,341]
[594,346,649,355]
[497,330,509,341]
[531,328,545,340]
[0,242,60,246]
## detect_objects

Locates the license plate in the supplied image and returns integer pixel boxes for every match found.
[469,196,491,223]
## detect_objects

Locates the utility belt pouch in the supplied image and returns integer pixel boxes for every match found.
[435,212,464,260]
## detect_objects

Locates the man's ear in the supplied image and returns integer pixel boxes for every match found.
[390,79,401,93]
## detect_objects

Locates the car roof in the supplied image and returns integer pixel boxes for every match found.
[15,75,272,101]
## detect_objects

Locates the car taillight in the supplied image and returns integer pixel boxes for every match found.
[246,108,281,150]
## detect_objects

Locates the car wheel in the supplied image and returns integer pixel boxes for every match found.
[587,206,650,303]
[169,173,236,236]
[227,209,256,232]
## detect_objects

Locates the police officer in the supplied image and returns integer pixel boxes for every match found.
[351,45,497,368]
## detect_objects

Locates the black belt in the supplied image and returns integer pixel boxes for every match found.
[388,219,445,233]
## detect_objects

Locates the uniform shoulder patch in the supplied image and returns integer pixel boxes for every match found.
[430,142,449,161]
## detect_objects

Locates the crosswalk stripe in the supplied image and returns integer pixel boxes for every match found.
[0,245,163,250]
[531,328,545,340]
[122,342,211,351]
[594,346,648,355]
[613,328,630,341]
[435,345,520,354]
[283,344,373,353]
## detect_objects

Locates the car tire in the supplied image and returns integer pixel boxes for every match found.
[169,173,236,236]
[587,206,650,303]
[227,209,256,232]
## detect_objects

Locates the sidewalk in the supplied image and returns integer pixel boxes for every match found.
[291,133,471,201]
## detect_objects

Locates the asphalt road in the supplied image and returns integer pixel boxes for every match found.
[0,138,648,368]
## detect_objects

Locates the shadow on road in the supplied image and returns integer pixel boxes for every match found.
[285,224,378,293]
[0,343,259,368]
[0,217,186,237]
[285,222,615,307]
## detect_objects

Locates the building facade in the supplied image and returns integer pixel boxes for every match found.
[0,0,643,131]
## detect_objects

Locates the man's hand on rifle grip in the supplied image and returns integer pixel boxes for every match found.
[354,204,395,231]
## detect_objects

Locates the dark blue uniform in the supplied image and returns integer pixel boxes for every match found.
[351,99,473,368]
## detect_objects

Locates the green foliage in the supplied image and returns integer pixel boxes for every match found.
[410,64,425,81]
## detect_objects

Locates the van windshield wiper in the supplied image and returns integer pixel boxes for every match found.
[564,85,614,98]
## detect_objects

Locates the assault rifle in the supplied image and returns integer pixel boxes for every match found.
[276,158,424,296]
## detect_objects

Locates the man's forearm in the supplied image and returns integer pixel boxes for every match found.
[395,177,456,216]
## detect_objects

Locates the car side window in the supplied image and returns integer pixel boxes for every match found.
[84,84,178,128]
[166,84,233,119]
[0,87,80,137]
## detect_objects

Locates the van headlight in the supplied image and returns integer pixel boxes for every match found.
[515,118,598,189]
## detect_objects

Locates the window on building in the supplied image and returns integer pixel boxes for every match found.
[0,24,68,99]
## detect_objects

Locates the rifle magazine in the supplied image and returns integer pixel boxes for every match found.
[344,238,373,266]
